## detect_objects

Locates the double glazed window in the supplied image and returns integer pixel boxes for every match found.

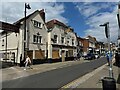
[33,35,42,43]
[33,20,42,28]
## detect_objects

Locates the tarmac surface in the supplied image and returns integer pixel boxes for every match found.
[62,58,120,89]
[1,57,120,89]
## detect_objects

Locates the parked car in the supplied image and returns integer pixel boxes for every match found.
[94,54,99,59]
[84,53,95,60]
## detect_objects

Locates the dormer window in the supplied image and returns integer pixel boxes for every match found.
[33,20,42,28]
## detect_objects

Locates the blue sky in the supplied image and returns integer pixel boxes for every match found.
[61,2,90,37]
[1,2,119,42]
[61,2,118,40]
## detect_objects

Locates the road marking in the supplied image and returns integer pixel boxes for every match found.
[60,63,107,88]
[60,58,115,89]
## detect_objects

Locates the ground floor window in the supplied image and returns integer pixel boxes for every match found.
[2,52,15,60]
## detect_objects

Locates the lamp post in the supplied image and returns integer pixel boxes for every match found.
[117,1,120,52]
[100,22,116,90]
[100,22,113,78]
[23,3,31,62]
[5,31,7,62]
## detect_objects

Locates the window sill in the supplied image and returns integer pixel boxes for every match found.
[34,26,42,29]
[33,42,43,45]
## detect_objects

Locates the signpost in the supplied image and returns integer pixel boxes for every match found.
[100,22,116,90]
[100,22,113,78]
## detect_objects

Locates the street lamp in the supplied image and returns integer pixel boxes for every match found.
[23,3,31,62]
[100,22,117,90]
[117,1,120,52]
[100,22,113,78]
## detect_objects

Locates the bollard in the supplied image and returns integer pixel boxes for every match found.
[102,77,116,90]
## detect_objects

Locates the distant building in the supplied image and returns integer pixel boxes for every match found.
[77,36,84,56]
[81,35,105,55]
[95,41,105,55]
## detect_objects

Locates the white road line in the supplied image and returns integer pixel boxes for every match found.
[61,58,115,89]
[61,64,107,88]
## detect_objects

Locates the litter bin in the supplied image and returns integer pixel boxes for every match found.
[102,77,116,90]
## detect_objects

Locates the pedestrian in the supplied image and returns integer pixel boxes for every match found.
[106,52,110,66]
[74,52,77,61]
[115,51,119,66]
[20,54,22,67]
[24,55,32,70]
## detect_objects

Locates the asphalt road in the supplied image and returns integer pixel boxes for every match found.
[2,57,107,88]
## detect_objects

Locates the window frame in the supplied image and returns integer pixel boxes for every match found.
[33,20,42,29]
[33,35,42,44]
[72,39,74,46]
[54,35,58,43]
[61,37,64,44]
[2,39,4,46]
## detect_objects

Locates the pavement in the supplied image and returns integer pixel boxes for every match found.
[61,58,120,89]
[76,64,120,89]
[1,57,120,89]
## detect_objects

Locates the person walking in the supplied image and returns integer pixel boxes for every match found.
[74,52,77,61]
[24,55,32,70]
[106,52,110,66]
[115,51,119,66]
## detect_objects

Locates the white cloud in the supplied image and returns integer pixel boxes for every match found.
[1,2,68,24]
[75,2,118,42]
[76,3,100,18]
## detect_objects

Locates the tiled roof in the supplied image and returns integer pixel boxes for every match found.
[46,19,68,29]
[87,35,97,42]
[0,21,19,33]
[14,9,45,25]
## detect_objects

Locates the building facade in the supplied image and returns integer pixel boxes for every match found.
[77,36,84,57]
[0,21,19,63]
[0,10,78,64]
[85,35,97,54]
[47,19,77,62]
[14,9,48,64]
[0,9,48,64]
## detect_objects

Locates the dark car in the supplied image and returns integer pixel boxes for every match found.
[84,53,95,60]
